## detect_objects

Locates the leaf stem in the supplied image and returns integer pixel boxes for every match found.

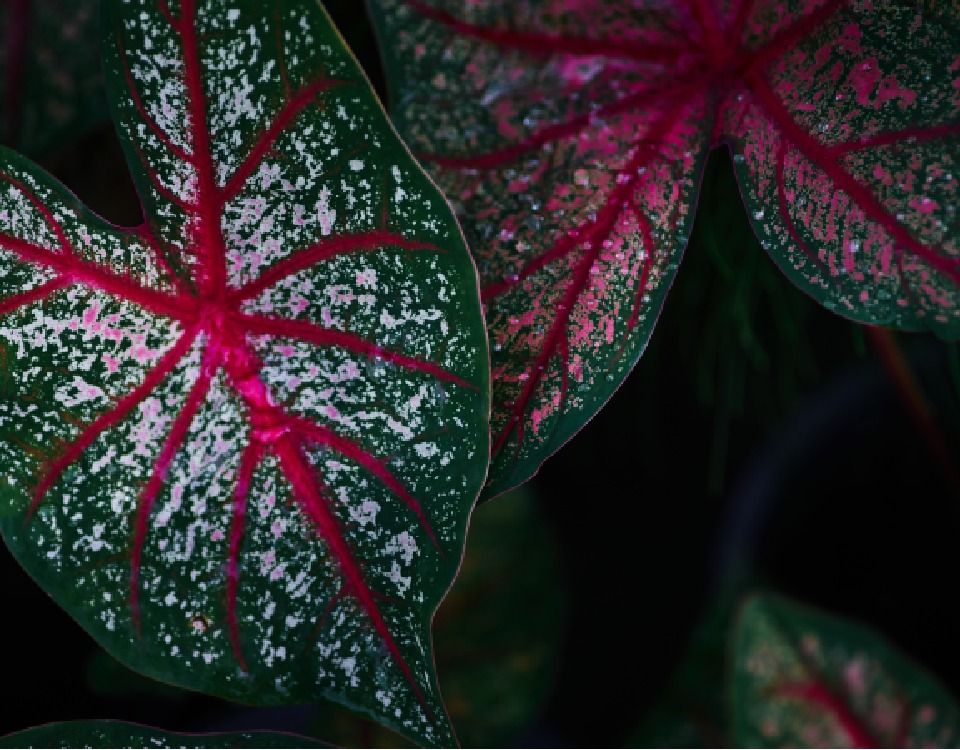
[867,325,960,499]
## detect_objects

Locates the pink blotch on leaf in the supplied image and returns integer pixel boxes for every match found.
[876,74,916,108]
[492,100,522,140]
[843,658,867,694]
[556,54,605,86]
[910,196,939,214]
[529,388,562,436]
[873,165,893,186]
[838,23,862,54]
[849,59,882,107]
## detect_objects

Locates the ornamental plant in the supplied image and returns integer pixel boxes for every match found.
[0,0,959,748]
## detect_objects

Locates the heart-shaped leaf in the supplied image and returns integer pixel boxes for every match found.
[368,0,960,498]
[731,593,960,748]
[0,720,326,749]
[0,1,489,746]
[0,0,107,156]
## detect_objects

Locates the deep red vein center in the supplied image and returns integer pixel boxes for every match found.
[200,319,437,709]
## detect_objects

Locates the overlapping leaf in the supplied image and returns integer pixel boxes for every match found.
[0,0,107,156]
[0,721,326,749]
[732,593,960,748]
[0,1,489,746]
[369,0,960,497]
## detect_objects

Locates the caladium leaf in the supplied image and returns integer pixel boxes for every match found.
[0,720,326,749]
[0,1,489,746]
[731,593,960,748]
[0,0,108,156]
[368,0,960,498]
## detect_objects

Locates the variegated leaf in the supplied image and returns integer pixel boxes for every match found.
[0,1,489,746]
[368,0,960,497]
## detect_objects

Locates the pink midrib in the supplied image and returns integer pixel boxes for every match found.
[176,0,229,301]
[220,333,436,714]
[771,681,881,747]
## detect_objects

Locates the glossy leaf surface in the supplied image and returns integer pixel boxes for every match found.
[731,593,960,748]
[0,1,489,746]
[0,0,107,156]
[369,0,960,497]
[0,721,325,749]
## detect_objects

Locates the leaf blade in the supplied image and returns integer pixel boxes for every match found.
[0,1,489,745]
[369,0,710,497]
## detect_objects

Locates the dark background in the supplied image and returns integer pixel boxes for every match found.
[3,3,960,747]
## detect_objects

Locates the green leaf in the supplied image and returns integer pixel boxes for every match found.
[368,0,960,498]
[0,0,108,156]
[0,721,326,749]
[731,593,960,748]
[0,1,489,746]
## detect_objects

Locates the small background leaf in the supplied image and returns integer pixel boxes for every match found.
[731,593,960,748]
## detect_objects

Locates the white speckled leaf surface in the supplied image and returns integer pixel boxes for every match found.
[0,2,489,747]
